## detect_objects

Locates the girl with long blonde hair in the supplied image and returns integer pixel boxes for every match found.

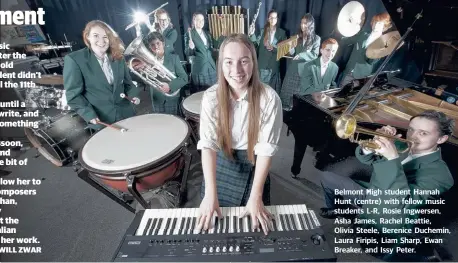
[195,34,283,235]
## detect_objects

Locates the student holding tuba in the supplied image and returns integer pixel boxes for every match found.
[131,32,188,115]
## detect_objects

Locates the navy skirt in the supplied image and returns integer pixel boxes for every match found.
[192,68,217,93]
[201,150,271,207]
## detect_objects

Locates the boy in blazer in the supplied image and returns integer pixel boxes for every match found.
[287,39,340,178]
[282,38,339,110]
[298,38,339,95]
[64,20,139,131]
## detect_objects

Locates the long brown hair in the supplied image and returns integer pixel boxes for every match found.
[263,10,277,48]
[82,20,124,60]
[298,14,317,49]
[216,34,266,164]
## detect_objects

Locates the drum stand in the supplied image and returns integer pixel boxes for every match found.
[76,168,137,213]
[75,144,193,213]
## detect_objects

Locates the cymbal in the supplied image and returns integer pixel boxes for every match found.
[33,75,64,86]
[366,31,404,59]
[337,1,365,37]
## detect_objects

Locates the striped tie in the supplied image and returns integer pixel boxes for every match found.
[101,57,114,85]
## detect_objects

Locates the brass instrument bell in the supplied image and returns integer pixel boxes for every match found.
[334,114,413,153]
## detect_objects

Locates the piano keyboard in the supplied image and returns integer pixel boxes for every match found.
[113,205,336,262]
[136,205,321,236]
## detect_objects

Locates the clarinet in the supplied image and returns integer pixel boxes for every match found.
[249,1,262,34]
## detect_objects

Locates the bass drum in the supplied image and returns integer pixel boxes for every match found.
[25,112,93,167]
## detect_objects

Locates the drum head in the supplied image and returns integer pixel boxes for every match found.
[81,114,190,173]
[182,91,204,115]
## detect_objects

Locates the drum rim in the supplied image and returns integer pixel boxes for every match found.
[181,106,200,122]
[181,91,204,112]
[24,127,66,166]
[25,112,93,166]
[78,114,192,177]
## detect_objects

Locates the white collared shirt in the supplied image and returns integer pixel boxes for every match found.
[400,149,439,165]
[269,29,276,44]
[197,83,283,156]
[362,147,438,164]
[320,57,329,78]
[196,30,207,46]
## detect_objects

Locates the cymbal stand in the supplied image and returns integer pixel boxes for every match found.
[47,34,60,58]
[64,33,73,51]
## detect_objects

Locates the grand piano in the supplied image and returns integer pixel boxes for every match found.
[286,0,458,220]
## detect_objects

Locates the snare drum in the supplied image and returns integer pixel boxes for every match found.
[181,91,204,143]
[79,114,191,195]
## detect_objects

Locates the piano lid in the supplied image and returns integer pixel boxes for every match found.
[381,0,458,41]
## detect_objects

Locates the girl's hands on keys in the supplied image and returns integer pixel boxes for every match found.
[196,194,222,233]
[240,196,273,235]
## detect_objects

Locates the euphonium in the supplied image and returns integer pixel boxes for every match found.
[334,114,414,153]
[124,36,179,97]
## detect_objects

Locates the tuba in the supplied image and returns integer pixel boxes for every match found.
[124,36,179,97]
[334,114,414,153]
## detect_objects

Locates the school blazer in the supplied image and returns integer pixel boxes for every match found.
[354,145,454,235]
[184,28,216,75]
[162,26,178,54]
[340,31,378,79]
[250,28,287,74]
[63,48,139,129]
[149,53,188,103]
[299,57,338,95]
[290,35,321,74]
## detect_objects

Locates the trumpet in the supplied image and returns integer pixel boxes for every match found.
[334,114,414,153]
[124,36,179,97]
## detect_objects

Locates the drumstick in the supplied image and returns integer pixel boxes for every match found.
[120,93,140,105]
[283,55,294,59]
[96,120,128,133]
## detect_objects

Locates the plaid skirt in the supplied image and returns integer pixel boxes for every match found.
[260,69,281,94]
[192,68,217,93]
[200,150,271,207]
[152,98,179,115]
[279,68,302,110]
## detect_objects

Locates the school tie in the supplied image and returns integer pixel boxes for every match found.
[99,56,114,85]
